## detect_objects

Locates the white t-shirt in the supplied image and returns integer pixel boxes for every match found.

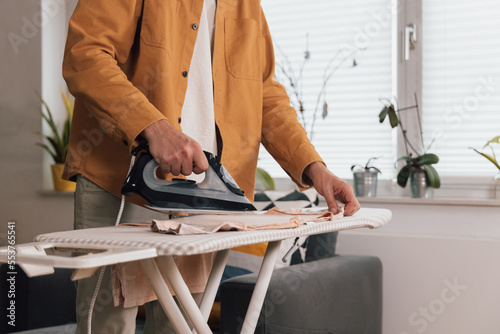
[180,0,217,157]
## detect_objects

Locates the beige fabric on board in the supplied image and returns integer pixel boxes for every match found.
[151,207,344,235]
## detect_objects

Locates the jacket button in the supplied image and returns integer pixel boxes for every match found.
[192,23,198,30]
[178,117,182,123]
[123,140,128,146]
[182,71,188,77]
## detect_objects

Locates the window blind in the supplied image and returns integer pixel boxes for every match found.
[422,0,500,177]
[259,0,394,179]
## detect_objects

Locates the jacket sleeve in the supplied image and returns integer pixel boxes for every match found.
[62,0,165,150]
[259,7,325,189]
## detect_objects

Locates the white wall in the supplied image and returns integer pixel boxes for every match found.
[337,200,500,334]
[41,0,77,189]
[0,0,75,245]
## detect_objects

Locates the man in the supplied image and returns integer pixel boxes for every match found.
[63,0,360,332]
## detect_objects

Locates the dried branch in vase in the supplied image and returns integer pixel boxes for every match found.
[275,34,362,141]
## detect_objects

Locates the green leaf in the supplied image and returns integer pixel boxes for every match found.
[378,106,390,123]
[471,148,500,171]
[40,108,60,144]
[45,136,64,163]
[256,167,275,190]
[63,117,71,148]
[398,156,413,163]
[365,157,378,169]
[422,164,441,189]
[61,90,74,119]
[388,107,399,128]
[397,165,411,188]
[61,91,73,153]
[37,93,62,146]
[351,164,363,171]
[45,135,59,153]
[417,153,439,165]
[36,143,58,163]
[484,135,500,148]
[36,91,74,164]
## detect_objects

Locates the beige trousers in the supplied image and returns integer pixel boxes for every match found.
[73,175,198,334]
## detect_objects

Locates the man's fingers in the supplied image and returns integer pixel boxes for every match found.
[193,166,206,174]
[343,201,357,216]
[169,163,181,176]
[343,195,361,216]
[192,151,209,174]
[180,159,194,176]
[142,119,208,176]
[328,200,339,214]
[305,163,361,216]
[323,187,339,214]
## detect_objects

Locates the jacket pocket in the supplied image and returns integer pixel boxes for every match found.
[140,0,178,56]
[224,18,261,81]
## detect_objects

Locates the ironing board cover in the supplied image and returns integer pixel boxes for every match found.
[35,208,391,256]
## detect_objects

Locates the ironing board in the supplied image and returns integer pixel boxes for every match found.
[0,208,391,334]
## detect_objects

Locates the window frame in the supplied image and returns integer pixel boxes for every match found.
[268,0,497,200]
[396,0,497,198]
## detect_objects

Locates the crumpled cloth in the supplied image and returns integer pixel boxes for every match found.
[112,207,343,307]
[151,207,344,235]
[112,252,215,308]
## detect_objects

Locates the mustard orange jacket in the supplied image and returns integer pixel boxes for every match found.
[62,0,323,203]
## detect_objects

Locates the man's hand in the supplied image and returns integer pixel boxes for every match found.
[141,119,208,176]
[304,162,360,216]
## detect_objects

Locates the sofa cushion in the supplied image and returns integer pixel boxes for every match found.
[220,255,383,334]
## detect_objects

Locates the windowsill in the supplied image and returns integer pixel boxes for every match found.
[273,176,500,208]
[38,179,500,208]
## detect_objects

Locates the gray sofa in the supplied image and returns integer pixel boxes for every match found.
[219,234,383,334]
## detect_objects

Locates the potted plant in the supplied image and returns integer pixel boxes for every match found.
[351,157,381,197]
[37,91,75,191]
[379,94,440,198]
[471,135,500,199]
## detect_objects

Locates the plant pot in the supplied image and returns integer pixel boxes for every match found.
[410,169,433,199]
[51,163,76,192]
[353,171,378,197]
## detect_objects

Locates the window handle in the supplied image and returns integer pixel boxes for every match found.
[405,23,417,61]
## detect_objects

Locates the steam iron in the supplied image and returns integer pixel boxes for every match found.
[121,146,257,214]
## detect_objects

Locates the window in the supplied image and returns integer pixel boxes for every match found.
[260,0,500,187]
[421,0,500,177]
[259,0,394,179]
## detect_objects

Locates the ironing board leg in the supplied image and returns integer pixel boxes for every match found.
[157,256,212,334]
[240,240,282,334]
[198,249,230,321]
[140,258,192,334]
